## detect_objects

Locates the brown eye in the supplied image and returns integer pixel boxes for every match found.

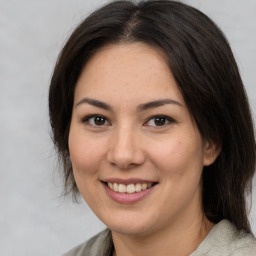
[154,117,166,126]
[82,115,110,127]
[94,116,106,126]
[145,115,175,128]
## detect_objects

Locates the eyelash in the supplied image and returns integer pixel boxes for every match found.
[144,115,176,128]
[81,114,176,128]
[82,114,110,127]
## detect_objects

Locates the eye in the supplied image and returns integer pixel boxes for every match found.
[145,115,175,127]
[82,115,110,127]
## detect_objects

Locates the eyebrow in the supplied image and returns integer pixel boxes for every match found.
[138,99,182,111]
[75,97,112,110]
[75,97,182,111]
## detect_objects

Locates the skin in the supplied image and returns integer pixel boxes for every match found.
[68,43,220,256]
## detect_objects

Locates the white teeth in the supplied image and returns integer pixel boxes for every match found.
[135,183,142,192]
[119,184,127,193]
[127,184,135,194]
[113,183,119,192]
[107,182,154,193]
[142,183,147,190]
[108,182,113,190]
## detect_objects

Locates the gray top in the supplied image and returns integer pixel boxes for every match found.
[62,220,256,256]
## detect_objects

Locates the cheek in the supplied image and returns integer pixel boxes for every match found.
[69,131,106,176]
[150,134,204,176]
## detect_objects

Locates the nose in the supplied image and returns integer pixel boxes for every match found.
[107,125,146,169]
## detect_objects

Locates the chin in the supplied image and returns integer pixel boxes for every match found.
[101,212,157,237]
[110,224,151,237]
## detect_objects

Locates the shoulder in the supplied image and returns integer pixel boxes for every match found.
[228,229,256,256]
[61,229,112,256]
[191,219,256,256]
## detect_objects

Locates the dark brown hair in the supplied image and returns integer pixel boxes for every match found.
[49,0,255,232]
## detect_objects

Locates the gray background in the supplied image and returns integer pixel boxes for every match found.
[0,0,255,255]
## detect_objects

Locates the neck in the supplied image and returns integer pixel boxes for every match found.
[112,213,214,256]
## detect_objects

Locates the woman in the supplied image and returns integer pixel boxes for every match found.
[49,0,256,255]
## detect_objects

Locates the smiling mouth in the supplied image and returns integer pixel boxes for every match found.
[103,182,157,194]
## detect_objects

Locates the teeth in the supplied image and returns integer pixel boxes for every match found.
[107,182,154,193]
[142,183,147,190]
[135,183,141,192]
[113,183,119,192]
[119,184,127,193]
[127,184,135,194]
[108,183,113,190]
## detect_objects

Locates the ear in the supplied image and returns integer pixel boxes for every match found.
[203,140,221,166]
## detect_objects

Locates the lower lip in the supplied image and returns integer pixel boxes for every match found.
[102,182,156,204]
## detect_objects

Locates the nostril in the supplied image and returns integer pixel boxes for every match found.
[107,150,146,169]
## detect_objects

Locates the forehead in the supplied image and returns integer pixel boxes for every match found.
[74,42,184,105]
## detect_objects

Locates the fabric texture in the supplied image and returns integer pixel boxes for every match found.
[62,220,256,256]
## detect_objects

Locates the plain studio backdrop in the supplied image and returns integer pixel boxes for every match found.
[0,0,255,255]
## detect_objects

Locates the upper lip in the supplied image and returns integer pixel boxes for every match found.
[101,178,158,185]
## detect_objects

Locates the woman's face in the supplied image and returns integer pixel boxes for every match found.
[69,43,217,236]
